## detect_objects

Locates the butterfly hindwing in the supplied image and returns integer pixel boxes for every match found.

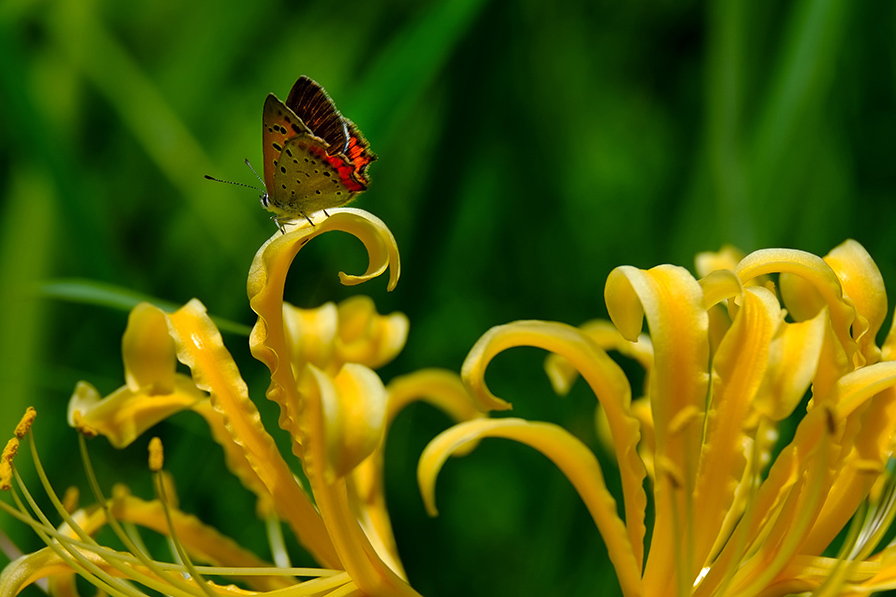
[341,123,376,187]
[268,134,355,217]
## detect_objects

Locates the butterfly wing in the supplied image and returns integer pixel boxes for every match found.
[285,76,352,154]
[262,93,313,196]
[268,134,357,218]
[286,77,377,180]
[340,118,376,187]
[260,78,377,224]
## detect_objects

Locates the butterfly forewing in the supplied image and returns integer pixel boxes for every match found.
[270,135,356,216]
[261,94,313,196]
[286,77,377,177]
[286,76,352,155]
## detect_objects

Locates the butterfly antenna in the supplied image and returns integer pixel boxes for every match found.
[244,159,266,187]
[203,174,263,193]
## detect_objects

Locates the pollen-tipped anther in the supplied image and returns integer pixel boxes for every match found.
[148,437,164,472]
[0,438,20,491]
[14,407,36,439]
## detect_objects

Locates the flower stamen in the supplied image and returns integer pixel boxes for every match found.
[14,407,36,439]
[1,409,139,594]
[74,434,203,595]
[12,448,145,596]
[150,437,218,597]
[148,436,164,473]
[71,410,99,438]
[0,407,33,492]
[266,510,293,570]
[62,485,80,513]
[0,438,18,491]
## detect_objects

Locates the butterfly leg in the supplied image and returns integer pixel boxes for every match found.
[323,208,330,217]
[271,215,305,234]
[270,213,315,234]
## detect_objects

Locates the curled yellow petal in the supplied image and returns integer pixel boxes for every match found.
[67,379,205,449]
[385,368,483,428]
[418,418,643,597]
[699,268,743,311]
[298,364,420,597]
[282,296,409,375]
[283,301,339,372]
[692,288,780,569]
[344,369,482,581]
[832,361,896,419]
[166,299,340,568]
[65,303,206,448]
[779,273,827,323]
[736,247,857,367]
[462,320,647,571]
[249,209,401,467]
[698,269,743,356]
[317,363,388,481]
[336,295,408,369]
[804,361,896,551]
[604,265,708,459]
[752,309,826,422]
[695,245,745,278]
[823,239,887,365]
[605,264,708,592]
[543,319,653,398]
[122,302,177,395]
[248,208,400,307]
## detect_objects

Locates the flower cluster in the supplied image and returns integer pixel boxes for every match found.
[422,240,896,596]
[4,207,896,596]
[0,210,481,596]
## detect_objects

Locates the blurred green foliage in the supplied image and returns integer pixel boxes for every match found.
[1,0,895,595]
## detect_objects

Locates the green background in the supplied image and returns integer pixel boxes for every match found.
[2,0,895,595]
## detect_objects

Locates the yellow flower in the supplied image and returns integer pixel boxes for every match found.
[0,209,481,597]
[420,239,896,596]
[10,206,896,597]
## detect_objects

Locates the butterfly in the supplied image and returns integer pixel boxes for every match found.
[260,76,376,228]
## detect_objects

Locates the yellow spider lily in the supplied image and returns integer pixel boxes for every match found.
[420,239,896,596]
[7,214,896,596]
[0,209,481,597]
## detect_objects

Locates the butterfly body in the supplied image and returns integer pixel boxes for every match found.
[261,77,375,226]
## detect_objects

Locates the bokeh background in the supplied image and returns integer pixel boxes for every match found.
[2,1,896,595]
